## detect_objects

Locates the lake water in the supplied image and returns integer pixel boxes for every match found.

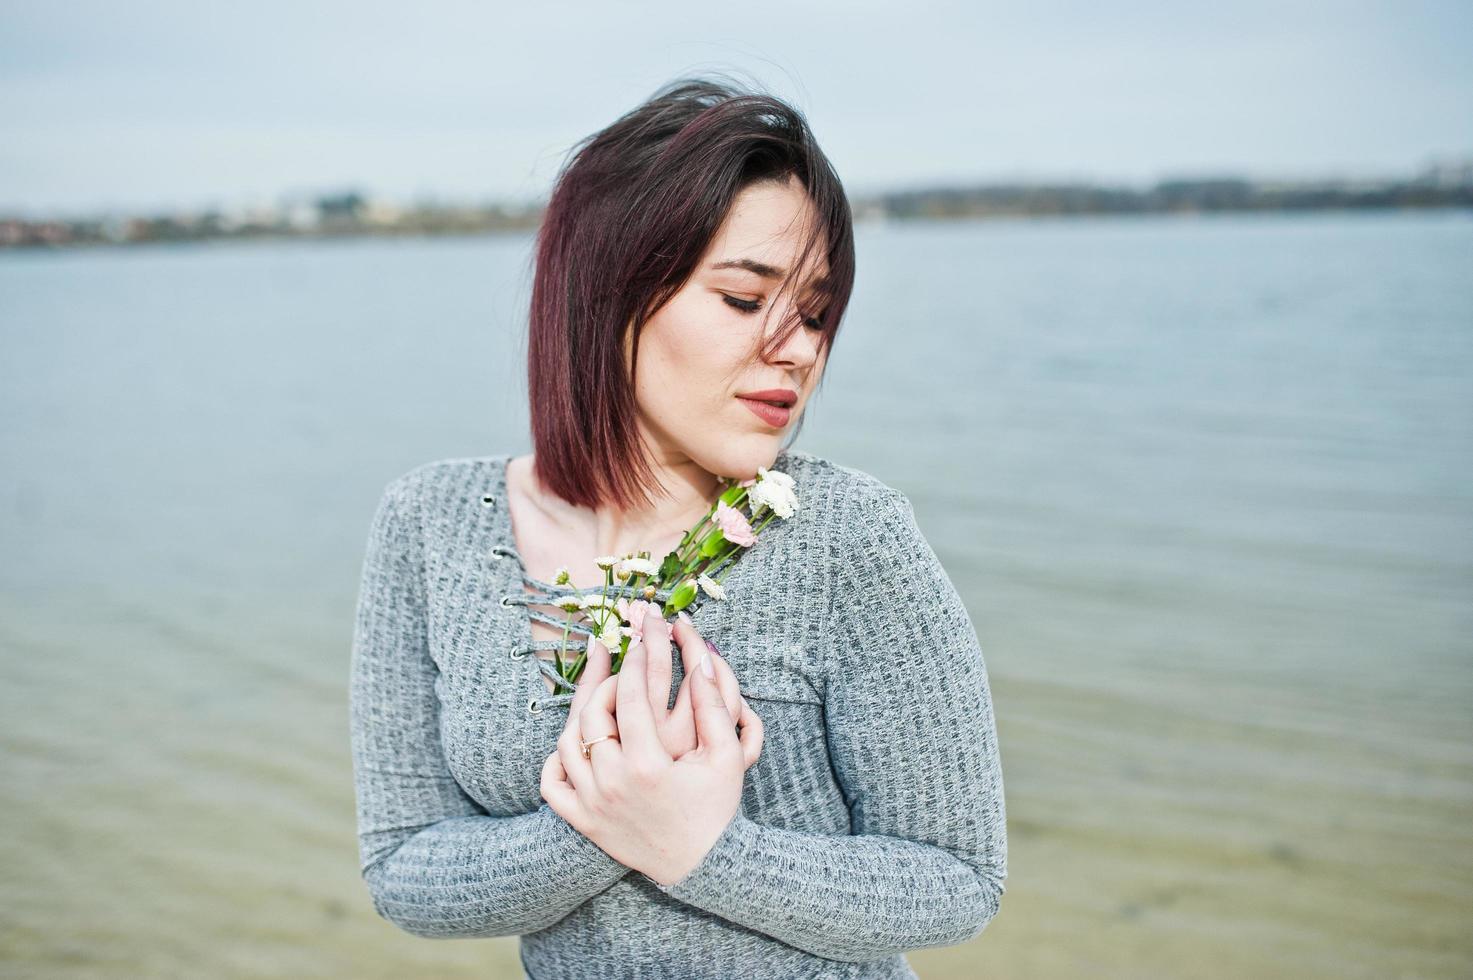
[2,211,1470,978]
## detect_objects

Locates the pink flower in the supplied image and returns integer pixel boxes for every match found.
[616,597,668,644]
[713,500,757,547]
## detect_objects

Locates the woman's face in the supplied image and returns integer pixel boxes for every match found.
[626,173,831,484]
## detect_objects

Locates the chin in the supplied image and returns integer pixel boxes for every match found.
[696,439,782,484]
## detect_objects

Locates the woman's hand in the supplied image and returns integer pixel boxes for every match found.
[648,609,748,759]
[539,631,764,887]
[540,626,618,814]
[538,608,759,824]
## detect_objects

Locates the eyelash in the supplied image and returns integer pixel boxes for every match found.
[721,294,825,331]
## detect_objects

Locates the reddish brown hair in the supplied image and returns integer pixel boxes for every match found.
[525,74,856,512]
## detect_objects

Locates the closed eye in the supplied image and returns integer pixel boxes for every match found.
[721,293,825,330]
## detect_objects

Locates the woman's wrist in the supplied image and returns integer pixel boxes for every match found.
[649,807,746,890]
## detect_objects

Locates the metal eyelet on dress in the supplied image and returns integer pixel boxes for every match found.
[489,545,510,560]
[508,646,527,660]
[481,493,497,506]
[499,595,514,607]
[527,697,542,714]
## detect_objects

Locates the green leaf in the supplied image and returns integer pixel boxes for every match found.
[658,550,682,581]
[699,530,727,558]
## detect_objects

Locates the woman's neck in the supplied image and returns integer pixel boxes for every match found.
[510,453,723,560]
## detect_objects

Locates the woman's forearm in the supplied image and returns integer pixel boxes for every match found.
[655,808,1003,962]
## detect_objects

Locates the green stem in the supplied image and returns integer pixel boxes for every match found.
[565,480,767,681]
[556,609,572,676]
[672,482,747,565]
[566,644,588,685]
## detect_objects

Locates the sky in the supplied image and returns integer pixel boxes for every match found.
[2,0,1470,218]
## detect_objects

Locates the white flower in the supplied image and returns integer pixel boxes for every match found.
[553,594,584,612]
[600,624,624,650]
[756,465,795,490]
[697,573,726,600]
[749,476,798,519]
[617,556,659,577]
[554,565,571,584]
[776,484,800,516]
[594,555,620,570]
[580,593,618,610]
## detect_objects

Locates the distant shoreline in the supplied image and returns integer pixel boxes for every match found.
[4,170,1471,250]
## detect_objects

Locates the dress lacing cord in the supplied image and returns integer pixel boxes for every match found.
[488,541,727,715]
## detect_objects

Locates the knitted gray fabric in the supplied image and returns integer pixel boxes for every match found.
[349,449,1007,979]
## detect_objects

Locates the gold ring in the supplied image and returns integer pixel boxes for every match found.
[580,733,619,759]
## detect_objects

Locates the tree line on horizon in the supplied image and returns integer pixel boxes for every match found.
[4,164,1470,250]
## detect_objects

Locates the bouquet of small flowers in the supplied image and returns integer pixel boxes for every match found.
[540,465,798,685]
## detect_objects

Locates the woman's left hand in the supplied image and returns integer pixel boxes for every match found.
[539,634,763,886]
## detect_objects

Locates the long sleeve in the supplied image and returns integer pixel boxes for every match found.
[655,486,1007,962]
[349,472,630,939]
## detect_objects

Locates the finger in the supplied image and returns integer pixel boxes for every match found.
[561,670,624,793]
[555,636,612,791]
[543,747,568,787]
[557,715,597,795]
[736,697,764,770]
[580,673,626,787]
[708,647,743,725]
[614,638,666,759]
[540,750,589,831]
[640,607,674,716]
[668,612,705,720]
[668,676,693,737]
[568,636,612,722]
[690,647,739,756]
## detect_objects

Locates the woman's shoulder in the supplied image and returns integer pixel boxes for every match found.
[374,454,507,516]
[774,448,910,527]
[775,450,941,582]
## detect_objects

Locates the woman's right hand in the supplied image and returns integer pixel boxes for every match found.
[640,608,756,762]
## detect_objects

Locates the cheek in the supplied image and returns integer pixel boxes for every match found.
[640,300,748,390]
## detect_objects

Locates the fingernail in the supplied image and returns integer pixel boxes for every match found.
[677,610,693,627]
[704,638,719,657]
[699,651,714,678]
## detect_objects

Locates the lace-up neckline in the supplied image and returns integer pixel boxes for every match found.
[481,454,734,715]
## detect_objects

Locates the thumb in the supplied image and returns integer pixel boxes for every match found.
[691,648,738,755]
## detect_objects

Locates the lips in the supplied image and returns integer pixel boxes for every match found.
[735,388,798,407]
[738,396,793,428]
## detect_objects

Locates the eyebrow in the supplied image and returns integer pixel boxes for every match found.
[710,257,785,279]
[710,257,833,294]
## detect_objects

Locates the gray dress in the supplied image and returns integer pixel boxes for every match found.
[348,449,1007,978]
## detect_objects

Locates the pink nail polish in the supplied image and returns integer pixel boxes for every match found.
[699,651,714,678]
[704,638,719,657]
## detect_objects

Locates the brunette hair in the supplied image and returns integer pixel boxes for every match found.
[525,74,856,512]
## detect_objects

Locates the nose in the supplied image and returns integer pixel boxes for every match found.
[762,298,822,370]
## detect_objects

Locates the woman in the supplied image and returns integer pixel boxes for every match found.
[349,76,1006,979]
